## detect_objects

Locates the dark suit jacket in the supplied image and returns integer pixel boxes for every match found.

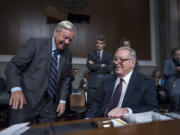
[5,38,72,110]
[87,50,113,88]
[86,71,158,118]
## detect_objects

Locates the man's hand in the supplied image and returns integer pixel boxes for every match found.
[9,91,27,109]
[101,64,106,67]
[89,60,94,64]
[107,107,129,118]
[56,103,66,117]
[176,67,180,72]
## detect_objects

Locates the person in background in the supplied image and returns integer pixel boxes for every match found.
[163,48,180,112]
[119,38,132,48]
[151,69,165,88]
[70,68,78,89]
[5,21,76,124]
[86,47,157,118]
[163,48,180,84]
[87,35,113,107]
[79,71,89,91]
[119,38,139,71]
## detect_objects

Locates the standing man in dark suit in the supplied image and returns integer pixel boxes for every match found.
[5,21,76,124]
[87,35,113,107]
[86,47,157,118]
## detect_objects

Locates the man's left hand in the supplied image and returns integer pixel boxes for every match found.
[107,107,129,118]
[56,103,66,116]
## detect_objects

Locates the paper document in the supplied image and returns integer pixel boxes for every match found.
[0,122,30,135]
[165,112,180,119]
[110,118,127,127]
[123,111,172,124]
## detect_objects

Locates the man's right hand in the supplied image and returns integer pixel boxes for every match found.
[9,91,27,109]
[176,67,180,72]
[89,60,94,64]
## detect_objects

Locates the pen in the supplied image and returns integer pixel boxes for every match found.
[116,119,127,125]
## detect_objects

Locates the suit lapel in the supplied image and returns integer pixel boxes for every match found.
[122,71,138,106]
[101,51,105,62]
[46,38,53,75]
[103,74,118,115]
[107,74,118,100]
[94,51,99,60]
[57,52,65,81]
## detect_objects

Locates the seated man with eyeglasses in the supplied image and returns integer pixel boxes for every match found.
[85,47,158,118]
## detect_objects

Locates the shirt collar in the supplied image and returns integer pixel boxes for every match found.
[117,70,133,84]
[96,50,103,53]
[52,36,57,52]
[97,50,103,53]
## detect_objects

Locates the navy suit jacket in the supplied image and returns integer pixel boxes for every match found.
[86,71,158,118]
[87,50,113,88]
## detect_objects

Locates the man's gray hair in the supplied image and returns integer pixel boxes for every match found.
[56,21,76,34]
[117,46,137,60]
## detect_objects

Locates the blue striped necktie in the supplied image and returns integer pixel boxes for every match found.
[47,49,58,98]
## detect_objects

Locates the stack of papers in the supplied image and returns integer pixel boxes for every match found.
[165,112,180,119]
[0,122,30,135]
[110,118,127,127]
[123,111,172,124]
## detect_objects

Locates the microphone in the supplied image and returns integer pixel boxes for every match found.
[50,122,57,135]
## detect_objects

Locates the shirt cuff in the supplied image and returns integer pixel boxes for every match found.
[126,108,133,114]
[11,87,22,93]
[59,100,66,104]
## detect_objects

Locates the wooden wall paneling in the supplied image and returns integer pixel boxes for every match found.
[0,0,151,61]
[118,0,151,60]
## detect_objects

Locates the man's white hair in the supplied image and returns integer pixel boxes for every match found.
[117,46,137,60]
[56,21,76,34]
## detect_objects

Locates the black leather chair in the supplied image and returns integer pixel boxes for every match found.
[157,88,169,112]
[168,79,180,112]
[0,77,9,128]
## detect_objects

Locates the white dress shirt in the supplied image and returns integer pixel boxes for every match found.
[96,50,103,61]
[112,70,134,113]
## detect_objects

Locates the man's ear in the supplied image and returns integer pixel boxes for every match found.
[131,59,136,67]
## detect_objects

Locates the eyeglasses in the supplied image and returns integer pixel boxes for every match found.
[113,57,130,64]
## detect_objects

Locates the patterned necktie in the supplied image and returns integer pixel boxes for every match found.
[47,49,58,98]
[105,79,123,115]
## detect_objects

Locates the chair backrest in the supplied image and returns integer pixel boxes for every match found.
[70,93,86,108]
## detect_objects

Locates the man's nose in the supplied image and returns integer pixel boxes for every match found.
[65,39,70,44]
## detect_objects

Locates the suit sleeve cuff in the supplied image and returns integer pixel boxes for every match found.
[126,108,133,114]
[11,87,22,93]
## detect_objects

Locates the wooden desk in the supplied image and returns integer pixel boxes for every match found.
[27,118,180,135]
[30,117,109,128]
[65,119,180,135]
